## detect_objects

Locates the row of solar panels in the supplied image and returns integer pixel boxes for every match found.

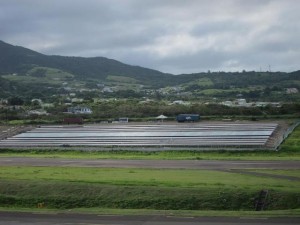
[0,123,277,148]
[28,123,278,132]
[0,139,268,146]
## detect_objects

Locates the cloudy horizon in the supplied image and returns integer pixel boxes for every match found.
[1,0,299,74]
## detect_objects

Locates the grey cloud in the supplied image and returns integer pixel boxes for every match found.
[191,21,247,36]
[0,0,299,74]
[115,49,231,75]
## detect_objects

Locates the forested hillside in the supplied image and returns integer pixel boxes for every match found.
[0,40,172,86]
[0,40,299,101]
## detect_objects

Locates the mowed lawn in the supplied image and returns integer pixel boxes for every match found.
[0,166,299,191]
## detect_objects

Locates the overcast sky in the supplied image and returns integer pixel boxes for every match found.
[1,0,299,74]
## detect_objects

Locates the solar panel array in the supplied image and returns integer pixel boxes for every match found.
[0,123,278,148]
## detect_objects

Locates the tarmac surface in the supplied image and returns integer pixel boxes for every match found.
[0,211,299,225]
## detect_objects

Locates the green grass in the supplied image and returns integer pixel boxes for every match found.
[280,126,300,152]
[184,78,214,87]
[1,149,300,160]
[27,67,74,80]
[198,88,251,95]
[0,207,299,217]
[106,75,138,84]
[4,67,74,83]
[248,170,300,179]
[0,166,299,191]
[0,167,299,210]
[3,74,38,83]
[0,177,299,210]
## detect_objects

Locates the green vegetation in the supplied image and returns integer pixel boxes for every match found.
[248,170,300,179]
[1,40,300,101]
[106,75,138,84]
[3,75,44,84]
[1,37,299,123]
[1,166,299,190]
[3,67,74,85]
[183,77,214,90]
[0,207,299,217]
[0,40,168,88]
[280,126,300,151]
[1,149,300,160]
[28,67,74,80]
[0,166,299,210]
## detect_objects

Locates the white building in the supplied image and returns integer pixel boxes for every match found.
[102,87,114,93]
[27,110,49,116]
[286,88,299,94]
[31,99,43,104]
[222,101,233,107]
[172,100,190,105]
[237,99,247,106]
[67,106,92,114]
[71,98,84,103]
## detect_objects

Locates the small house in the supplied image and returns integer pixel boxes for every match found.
[67,106,92,114]
[119,117,129,123]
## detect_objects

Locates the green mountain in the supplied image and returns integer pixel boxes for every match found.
[0,40,174,86]
[0,40,299,101]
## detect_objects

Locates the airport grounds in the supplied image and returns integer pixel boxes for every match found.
[0,118,299,217]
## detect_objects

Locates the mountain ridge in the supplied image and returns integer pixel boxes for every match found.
[0,40,299,101]
[0,40,172,86]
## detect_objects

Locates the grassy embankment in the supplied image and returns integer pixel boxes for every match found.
[1,148,300,160]
[1,207,299,217]
[0,166,299,210]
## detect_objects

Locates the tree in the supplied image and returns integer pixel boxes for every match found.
[8,96,24,105]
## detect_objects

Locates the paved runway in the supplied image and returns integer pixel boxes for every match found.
[1,157,299,170]
[0,123,278,148]
[0,211,299,225]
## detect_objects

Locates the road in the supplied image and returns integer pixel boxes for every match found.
[0,211,299,225]
[0,157,299,170]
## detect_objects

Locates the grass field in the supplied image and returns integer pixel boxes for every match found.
[0,166,299,210]
[248,169,300,178]
[280,125,300,152]
[1,148,300,160]
[184,77,214,87]
[0,167,299,190]
[0,207,299,217]
[106,75,138,84]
